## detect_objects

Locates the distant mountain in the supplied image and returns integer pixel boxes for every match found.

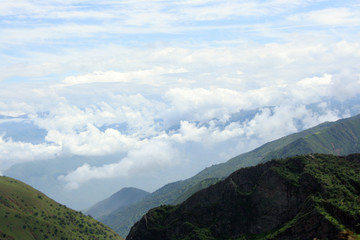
[0,176,123,240]
[126,154,360,240]
[100,114,360,237]
[85,187,149,219]
[0,119,47,144]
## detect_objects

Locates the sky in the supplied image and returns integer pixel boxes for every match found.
[1,0,360,209]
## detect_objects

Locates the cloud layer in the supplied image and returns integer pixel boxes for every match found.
[0,0,360,202]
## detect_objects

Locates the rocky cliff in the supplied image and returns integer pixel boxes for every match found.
[126,154,360,240]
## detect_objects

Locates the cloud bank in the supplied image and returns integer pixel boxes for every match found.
[0,0,360,195]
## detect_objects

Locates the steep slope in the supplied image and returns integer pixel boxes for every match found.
[102,114,360,237]
[85,187,149,219]
[172,178,220,205]
[127,154,360,240]
[0,176,123,240]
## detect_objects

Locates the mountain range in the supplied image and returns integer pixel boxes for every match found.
[96,114,360,237]
[1,114,360,239]
[126,153,360,239]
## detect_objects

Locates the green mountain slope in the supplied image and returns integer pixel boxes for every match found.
[102,114,360,237]
[0,176,123,240]
[126,154,360,240]
[85,187,149,219]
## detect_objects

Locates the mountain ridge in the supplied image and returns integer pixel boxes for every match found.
[126,153,360,240]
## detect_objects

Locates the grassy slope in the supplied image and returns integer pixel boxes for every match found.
[103,114,360,237]
[263,116,360,161]
[0,176,123,240]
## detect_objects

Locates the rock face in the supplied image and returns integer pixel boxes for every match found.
[126,154,360,240]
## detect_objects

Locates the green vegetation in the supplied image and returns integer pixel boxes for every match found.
[103,114,360,237]
[126,154,360,240]
[0,176,123,240]
[265,154,360,239]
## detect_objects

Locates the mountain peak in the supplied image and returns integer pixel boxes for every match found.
[85,187,149,219]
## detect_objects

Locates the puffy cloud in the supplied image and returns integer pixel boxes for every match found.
[291,74,333,103]
[169,120,245,146]
[240,105,342,143]
[0,136,61,171]
[288,8,360,26]
[329,69,360,101]
[45,124,139,156]
[57,102,347,189]
[162,76,355,127]
[31,98,160,135]
[0,101,36,117]
[59,67,187,87]
[170,104,344,148]
[296,74,332,87]
[59,140,179,189]
[164,88,248,123]
[0,70,357,180]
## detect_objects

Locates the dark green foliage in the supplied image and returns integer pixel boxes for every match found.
[0,176,124,240]
[172,178,220,205]
[126,154,360,240]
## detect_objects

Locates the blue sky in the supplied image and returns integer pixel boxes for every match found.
[1,0,360,209]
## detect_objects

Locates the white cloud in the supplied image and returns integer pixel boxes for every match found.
[169,121,210,144]
[2,1,357,50]
[169,120,245,146]
[292,74,333,103]
[2,39,360,99]
[288,8,360,26]
[164,88,249,124]
[57,102,347,189]
[59,67,187,87]
[330,70,360,101]
[32,101,138,132]
[171,104,345,147]
[0,136,61,171]
[297,74,332,87]
[46,124,139,156]
[0,101,35,117]
[242,105,326,142]
[0,0,307,25]
[59,140,179,189]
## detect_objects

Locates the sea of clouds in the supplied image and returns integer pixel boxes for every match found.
[1,0,360,208]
